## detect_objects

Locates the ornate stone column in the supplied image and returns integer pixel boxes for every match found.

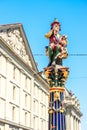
[44,19,69,130]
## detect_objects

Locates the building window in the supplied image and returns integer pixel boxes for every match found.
[13,86,16,100]
[33,100,35,113]
[25,112,27,125]
[25,76,31,93]
[33,99,39,115]
[25,94,27,107]
[28,77,31,93]
[41,119,43,130]
[33,83,39,98]
[25,76,27,89]
[41,90,43,102]
[33,84,36,96]
[41,104,43,116]
[33,116,35,128]
[12,106,15,120]
[13,66,16,79]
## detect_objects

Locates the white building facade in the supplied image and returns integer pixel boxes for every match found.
[0,23,49,130]
[0,23,82,130]
[65,89,82,130]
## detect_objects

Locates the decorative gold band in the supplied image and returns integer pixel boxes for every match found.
[49,86,65,93]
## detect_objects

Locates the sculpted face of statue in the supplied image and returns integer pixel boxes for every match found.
[53,24,60,35]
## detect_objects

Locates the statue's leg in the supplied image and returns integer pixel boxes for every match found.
[48,46,53,57]
[47,46,61,66]
[49,47,60,66]
[53,47,60,60]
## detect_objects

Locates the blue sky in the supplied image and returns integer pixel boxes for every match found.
[0,0,87,129]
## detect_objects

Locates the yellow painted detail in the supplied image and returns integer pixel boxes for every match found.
[45,30,53,38]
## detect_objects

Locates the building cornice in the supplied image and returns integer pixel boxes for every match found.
[66,103,82,117]
[0,118,33,130]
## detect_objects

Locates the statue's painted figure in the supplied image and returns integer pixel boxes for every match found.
[45,19,68,67]
[44,19,69,87]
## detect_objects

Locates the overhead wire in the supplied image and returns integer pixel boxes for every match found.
[33,53,87,56]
